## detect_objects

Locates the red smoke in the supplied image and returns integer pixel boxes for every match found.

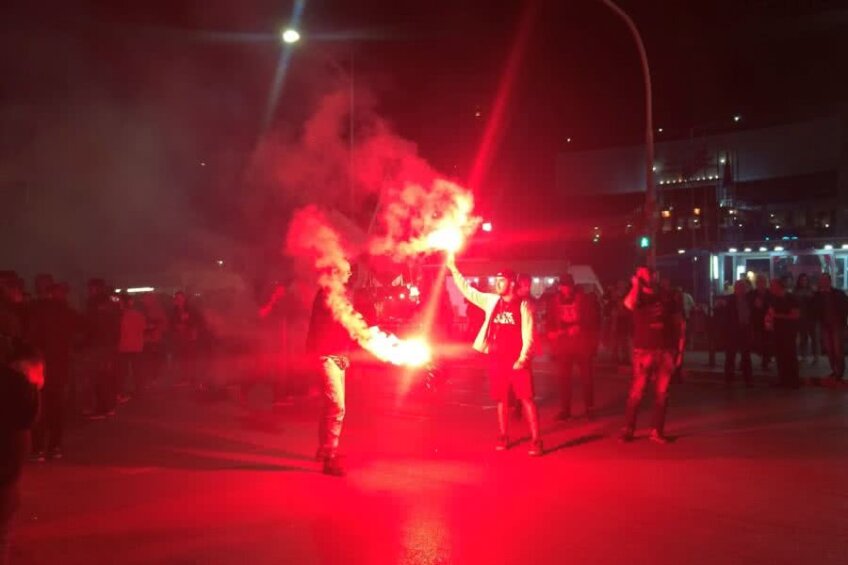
[280,90,479,367]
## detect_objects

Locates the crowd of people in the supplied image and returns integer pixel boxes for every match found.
[3,262,845,490]
[713,272,847,389]
[0,271,205,463]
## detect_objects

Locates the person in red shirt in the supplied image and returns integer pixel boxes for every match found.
[119,294,148,399]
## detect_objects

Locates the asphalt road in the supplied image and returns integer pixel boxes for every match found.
[11,359,848,565]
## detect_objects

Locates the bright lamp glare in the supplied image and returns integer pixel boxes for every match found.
[281,29,300,44]
[126,287,155,294]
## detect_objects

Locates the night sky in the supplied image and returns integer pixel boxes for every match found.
[2,0,846,277]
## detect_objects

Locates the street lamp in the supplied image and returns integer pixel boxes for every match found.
[281,28,300,44]
[598,0,655,268]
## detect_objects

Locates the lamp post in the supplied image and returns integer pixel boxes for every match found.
[597,0,655,268]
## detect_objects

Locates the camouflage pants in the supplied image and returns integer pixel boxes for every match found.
[624,348,674,434]
[317,356,347,458]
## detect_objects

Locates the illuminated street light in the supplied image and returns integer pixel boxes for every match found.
[733,115,741,123]
[281,28,301,44]
[482,222,493,232]
[126,287,155,294]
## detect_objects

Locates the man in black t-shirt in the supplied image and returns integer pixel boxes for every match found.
[748,274,773,370]
[811,273,848,385]
[620,266,683,443]
[767,278,801,388]
[546,274,594,420]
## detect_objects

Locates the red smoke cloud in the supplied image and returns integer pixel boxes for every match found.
[280,89,479,367]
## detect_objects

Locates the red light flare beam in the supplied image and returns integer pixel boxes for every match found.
[467,1,539,192]
[597,0,655,268]
[393,262,448,400]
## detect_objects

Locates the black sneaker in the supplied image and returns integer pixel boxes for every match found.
[322,456,346,477]
[618,430,634,443]
[528,440,544,457]
[648,430,670,444]
[495,435,509,452]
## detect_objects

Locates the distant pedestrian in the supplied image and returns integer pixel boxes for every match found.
[767,278,800,389]
[118,294,147,399]
[720,280,754,387]
[84,279,120,419]
[812,273,847,387]
[170,291,202,388]
[546,274,594,420]
[610,280,632,364]
[793,273,817,365]
[28,283,78,460]
[749,274,773,371]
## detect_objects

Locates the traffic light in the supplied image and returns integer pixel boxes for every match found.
[639,235,650,248]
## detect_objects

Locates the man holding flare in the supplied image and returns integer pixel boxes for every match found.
[445,252,543,456]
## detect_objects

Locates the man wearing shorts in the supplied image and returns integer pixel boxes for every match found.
[447,255,543,455]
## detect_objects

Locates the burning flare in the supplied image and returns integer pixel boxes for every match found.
[287,206,434,367]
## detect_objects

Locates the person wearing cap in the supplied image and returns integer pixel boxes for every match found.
[620,265,684,443]
[446,254,543,456]
[546,273,594,420]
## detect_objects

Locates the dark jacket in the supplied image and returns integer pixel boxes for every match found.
[85,294,121,350]
[717,293,753,335]
[0,299,22,365]
[0,366,40,486]
[26,298,79,364]
[747,289,771,330]
[306,289,355,357]
[811,288,848,328]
